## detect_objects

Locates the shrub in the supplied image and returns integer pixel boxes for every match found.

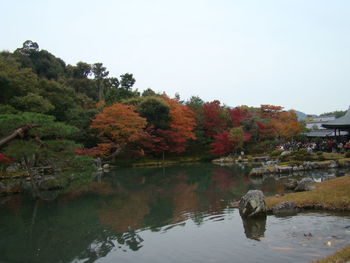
[270,149,283,157]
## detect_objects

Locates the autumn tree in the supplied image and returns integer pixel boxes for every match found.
[211,127,251,156]
[203,100,230,139]
[90,103,147,159]
[270,110,302,140]
[229,106,252,127]
[140,96,196,155]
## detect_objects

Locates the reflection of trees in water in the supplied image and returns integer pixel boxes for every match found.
[0,164,282,262]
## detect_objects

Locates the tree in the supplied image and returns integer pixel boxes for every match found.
[92,63,109,101]
[67,61,92,79]
[0,56,39,103]
[259,104,284,119]
[10,93,54,113]
[210,127,250,156]
[142,88,157,97]
[90,103,147,159]
[270,110,302,140]
[203,100,230,138]
[137,97,170,129]
[162,96,196,153]
[229,106,252,127]
[120,73,135,90]
[0,113,94,190]
[105,88,140,104]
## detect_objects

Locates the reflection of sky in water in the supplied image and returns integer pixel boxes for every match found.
[0,164,349,263]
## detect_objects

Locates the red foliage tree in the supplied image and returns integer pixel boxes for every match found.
[203,100,229,138]
[211,127,251,156]
[229,107,252,127]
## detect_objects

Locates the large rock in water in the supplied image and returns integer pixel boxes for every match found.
[294,177,315,192]
[284,179,298,190]
[239,190,267,218]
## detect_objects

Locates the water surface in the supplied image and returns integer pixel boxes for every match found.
[0,164,349,263]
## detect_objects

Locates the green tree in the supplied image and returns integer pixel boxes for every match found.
[10,93,54,113]
[0,113,95,190]
[0,56,38,103]
[142,88,157,97]
[120,73,135,90]
[137,97,170,129]
[92,63,109,101]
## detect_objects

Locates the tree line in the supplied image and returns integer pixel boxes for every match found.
[0,40,304,170]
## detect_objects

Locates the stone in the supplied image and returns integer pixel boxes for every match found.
[5,163,20,173]
[0,182,6,191]
[294,177,315,192]
[328,161,338,168]
[272,201,299,216]
[249,167,269,176]
[102,163,110,169]
[239,190,266,218]
[284,179,298,190]
[281,151,291,156]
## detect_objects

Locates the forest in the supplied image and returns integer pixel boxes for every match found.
[0,40,303,171]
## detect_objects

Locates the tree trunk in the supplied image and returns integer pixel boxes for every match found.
[0,125,37,147]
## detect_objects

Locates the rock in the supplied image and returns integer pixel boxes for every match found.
[239,190,267,218]
[281,151,291,156]
[0,182,6,191]
[102,164,110,169]
[284,179,298,190]
[328,161,338,168]
[5,163,20,173]
[231,201,240,208]
[272,201,299,216]
[294,177,315,192]
[249,167,269,176]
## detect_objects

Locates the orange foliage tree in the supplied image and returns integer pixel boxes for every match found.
[154,96,196,153]
[90,103,147,158]
[259,105,302,140]
[270,110,302,140]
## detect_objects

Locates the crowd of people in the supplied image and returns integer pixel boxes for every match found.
[277,138,350,153]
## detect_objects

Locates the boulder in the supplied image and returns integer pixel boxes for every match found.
[249,167,269,176]
[281,151,291,156]
[294,177,315,192]
[284,179,298,190]
[239,190,267,218]
[102,163,110,170]
[328,161,338,168]
[272,201,299,216]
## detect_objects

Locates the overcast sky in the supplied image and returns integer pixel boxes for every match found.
[2,0,350,114]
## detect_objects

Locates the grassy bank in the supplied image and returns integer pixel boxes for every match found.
[312,244,350,263]
[266,174,350,211]
[266,175,350,263]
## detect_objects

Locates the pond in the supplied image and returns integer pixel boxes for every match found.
[0,163,349,263]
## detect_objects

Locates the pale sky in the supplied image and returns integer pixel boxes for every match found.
[2,0,350,114]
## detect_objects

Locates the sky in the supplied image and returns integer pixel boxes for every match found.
[2,0,350,115]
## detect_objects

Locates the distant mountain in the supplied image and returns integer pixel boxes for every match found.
[294,110,308,121]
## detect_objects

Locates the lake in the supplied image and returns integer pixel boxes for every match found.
[0,163,349,263]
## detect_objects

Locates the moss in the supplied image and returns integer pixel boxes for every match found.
[266,174,350,211]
